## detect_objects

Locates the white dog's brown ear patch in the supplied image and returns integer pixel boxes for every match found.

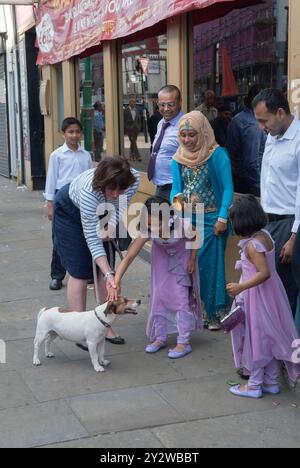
[58,307,73,314]
[106,302,117,316]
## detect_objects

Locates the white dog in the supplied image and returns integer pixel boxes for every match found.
[33,297,140,372]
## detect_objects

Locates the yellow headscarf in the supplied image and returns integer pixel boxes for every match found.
[174,111,218,168]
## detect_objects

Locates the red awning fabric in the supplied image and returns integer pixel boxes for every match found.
[36,0,261,65]
[221,46,238,96]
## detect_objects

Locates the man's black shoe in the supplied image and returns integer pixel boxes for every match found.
[49,279,63,291]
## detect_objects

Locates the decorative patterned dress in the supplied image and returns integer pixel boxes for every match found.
[181,162,230,324]
[171,147,234,325]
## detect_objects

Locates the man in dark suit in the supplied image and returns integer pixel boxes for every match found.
[124,98,142,161]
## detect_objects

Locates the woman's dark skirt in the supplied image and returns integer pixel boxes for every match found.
[53,184,115,280]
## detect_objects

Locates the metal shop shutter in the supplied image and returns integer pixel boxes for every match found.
[0,54,9,178]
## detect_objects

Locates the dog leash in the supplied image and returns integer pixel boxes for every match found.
[93,240,124,306]
[94,308,111,328]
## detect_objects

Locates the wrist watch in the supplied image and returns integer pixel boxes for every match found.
[104,271,115,283]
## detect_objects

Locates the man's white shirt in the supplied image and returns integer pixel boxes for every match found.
[261,117,300,233]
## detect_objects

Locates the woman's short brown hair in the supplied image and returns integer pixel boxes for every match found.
[92,156,136,192]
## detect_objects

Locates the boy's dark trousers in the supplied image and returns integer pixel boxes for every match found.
[51,189,66,281]
[51,228,66,281]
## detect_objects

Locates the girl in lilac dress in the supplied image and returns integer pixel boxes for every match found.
[114,197,202,359]
[227,195,300,399]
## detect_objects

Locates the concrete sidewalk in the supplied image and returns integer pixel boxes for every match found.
[0,176,299,448]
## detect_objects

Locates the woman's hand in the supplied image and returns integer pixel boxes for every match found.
[188,257,196,275]
[47,201,53,221]
[227,283,243,298]
[214,221,227,236]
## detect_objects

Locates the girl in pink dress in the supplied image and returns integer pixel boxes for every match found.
[227,195,300,399]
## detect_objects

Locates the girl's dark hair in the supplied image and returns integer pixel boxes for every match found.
[92,156,136,192]
[61,117,83,132]
[229,195,268,237]
[142,196,175,231]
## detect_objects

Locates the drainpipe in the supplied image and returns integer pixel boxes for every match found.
[12,4,25,185]
[82,56,93,153]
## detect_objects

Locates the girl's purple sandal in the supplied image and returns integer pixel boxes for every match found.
[230,385,262,399]
[145,342,166,353]
[168,345,192,359]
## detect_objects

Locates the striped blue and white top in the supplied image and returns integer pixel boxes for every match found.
[69,168,140,260]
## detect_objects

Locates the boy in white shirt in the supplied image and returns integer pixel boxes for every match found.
[44,117,93,290]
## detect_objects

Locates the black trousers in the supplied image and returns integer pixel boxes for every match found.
[292,225,300,290]
[51,225,66,281]
[267,218,298,316]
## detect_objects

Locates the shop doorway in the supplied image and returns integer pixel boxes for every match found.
[22,29,45,189]
[0,53,10,178]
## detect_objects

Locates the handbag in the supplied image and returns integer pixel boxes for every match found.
[221,300,245,333]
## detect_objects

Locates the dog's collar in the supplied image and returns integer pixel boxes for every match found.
[94,309,111,328]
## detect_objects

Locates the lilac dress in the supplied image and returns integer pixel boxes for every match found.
[232,231,300,382]
[147,223,203,345]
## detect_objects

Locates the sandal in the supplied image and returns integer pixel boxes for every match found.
[230,385,262,399]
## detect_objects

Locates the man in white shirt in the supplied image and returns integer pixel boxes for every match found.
[253,89,300,315]
[44,117,93,291]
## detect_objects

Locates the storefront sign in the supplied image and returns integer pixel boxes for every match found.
[36,0,258,65]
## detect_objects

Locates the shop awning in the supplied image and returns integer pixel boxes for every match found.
[36,0,261,65]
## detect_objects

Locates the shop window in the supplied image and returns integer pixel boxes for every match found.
[192,0,288,196]
[121,35,167,173]
[193,0,289,114]
[79,51,106,162]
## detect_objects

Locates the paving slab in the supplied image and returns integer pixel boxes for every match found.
[152,407,300,448]
[20,351,184,402]
[43,429,164,448]
[0,400,88,448]
[153,374,300,421]
[0,370,37,410]
[0,338,68,373]
[0,319,37,341]
[67,386,182,435]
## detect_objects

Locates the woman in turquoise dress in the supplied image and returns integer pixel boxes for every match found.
[171,111,234,330]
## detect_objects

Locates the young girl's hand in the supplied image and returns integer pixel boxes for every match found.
[107,282,120,301]
[188,258,196,274]
[227,283,243,297]
[214,221,227,236]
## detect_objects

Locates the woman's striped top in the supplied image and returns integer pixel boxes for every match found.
[69,168,140,260]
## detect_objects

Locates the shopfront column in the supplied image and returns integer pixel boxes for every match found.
[167,13,192,112]
[288,0,300,115]
[42,64,64,168]
[103,40,121,156]
[62,59,77,117]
